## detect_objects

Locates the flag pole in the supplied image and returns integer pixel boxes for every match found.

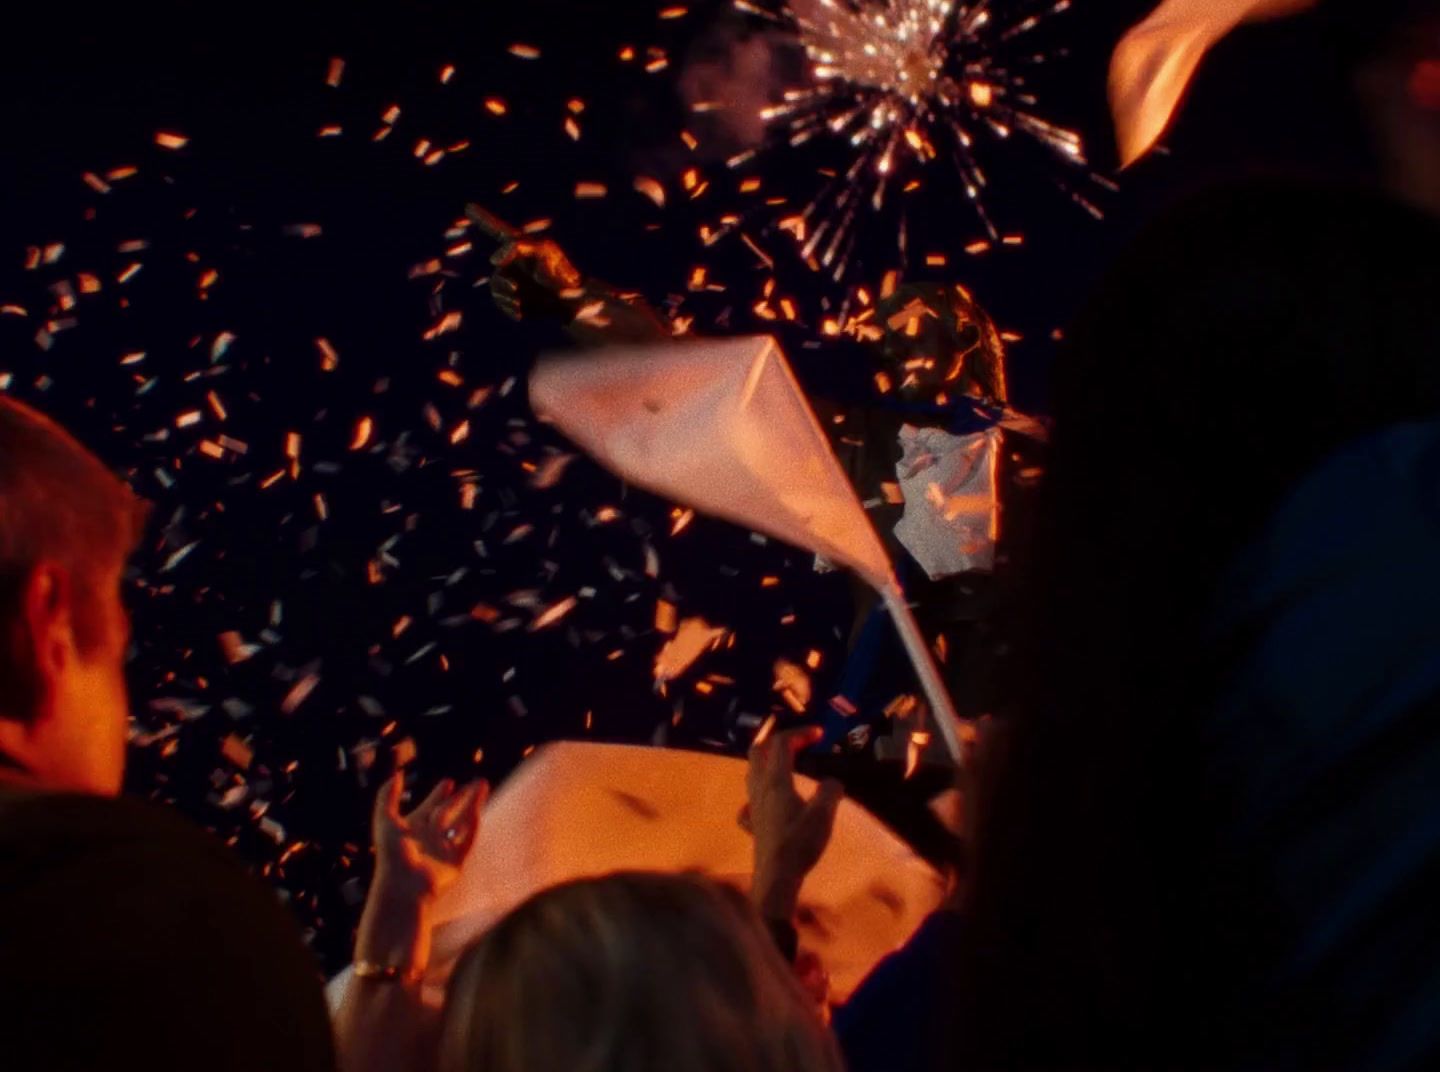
[880,581,966,767]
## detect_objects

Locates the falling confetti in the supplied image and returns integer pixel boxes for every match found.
[0,4,1045,977]
[654,616,730,685]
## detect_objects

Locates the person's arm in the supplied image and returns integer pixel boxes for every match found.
[830,719,1002,1071]
[334,775,488,1072]
[744,727,844,949]
[489,238,671,347]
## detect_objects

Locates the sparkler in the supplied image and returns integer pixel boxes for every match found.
[729,0,1100,276]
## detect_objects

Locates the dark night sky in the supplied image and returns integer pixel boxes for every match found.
[0,0,1381,970]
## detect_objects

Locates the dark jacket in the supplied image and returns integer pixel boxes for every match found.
[0,782,336,1071]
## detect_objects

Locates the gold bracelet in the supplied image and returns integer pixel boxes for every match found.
[353,960,423,985]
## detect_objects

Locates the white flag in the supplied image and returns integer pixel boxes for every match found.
[531,335,896,591]
[327,743,945,1008]
[431,742,946,1002]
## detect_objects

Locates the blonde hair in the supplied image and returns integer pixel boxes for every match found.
[438,872,845,1072]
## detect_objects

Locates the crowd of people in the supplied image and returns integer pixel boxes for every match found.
[4,0,1440,1068]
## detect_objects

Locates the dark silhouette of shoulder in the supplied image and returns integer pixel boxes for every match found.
[0,784,336,1072]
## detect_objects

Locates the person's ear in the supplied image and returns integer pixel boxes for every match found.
[23,563,74,683]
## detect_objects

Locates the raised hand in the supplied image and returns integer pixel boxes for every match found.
[372,774,488,903]
[489,239,585,323]
[744,726,844,921]
[339,775,487,1072]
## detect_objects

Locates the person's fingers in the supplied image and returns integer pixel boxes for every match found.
[437,778,484,831]
[811,778,844,820]
[744,754,765,812]
[759,744,788,792]
[376,773,406,829]
[754,737,785,786]
[783,725,825,757]
[490,242,523,268]
[468,779,491,826]
[801,779,844,847]
[437,780,490,859]
[747,725,774,773]
[411,777,455,822]
[736,802,753,834]
[491,241,537,268]
[762,726,821,782]
[457,780,490,852]
[750,714,777,751]
[747,737,768,767]
[801,779,844,830]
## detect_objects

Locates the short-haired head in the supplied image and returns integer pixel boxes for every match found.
[0,395,147,793]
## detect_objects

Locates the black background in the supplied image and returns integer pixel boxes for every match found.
[0,0,1377,970]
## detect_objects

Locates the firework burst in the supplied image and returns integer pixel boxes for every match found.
[729,0,1102,276]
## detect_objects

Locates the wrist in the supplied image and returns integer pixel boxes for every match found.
[355,877,435,975]
[372,862,439,903]
[752,860,805,921]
